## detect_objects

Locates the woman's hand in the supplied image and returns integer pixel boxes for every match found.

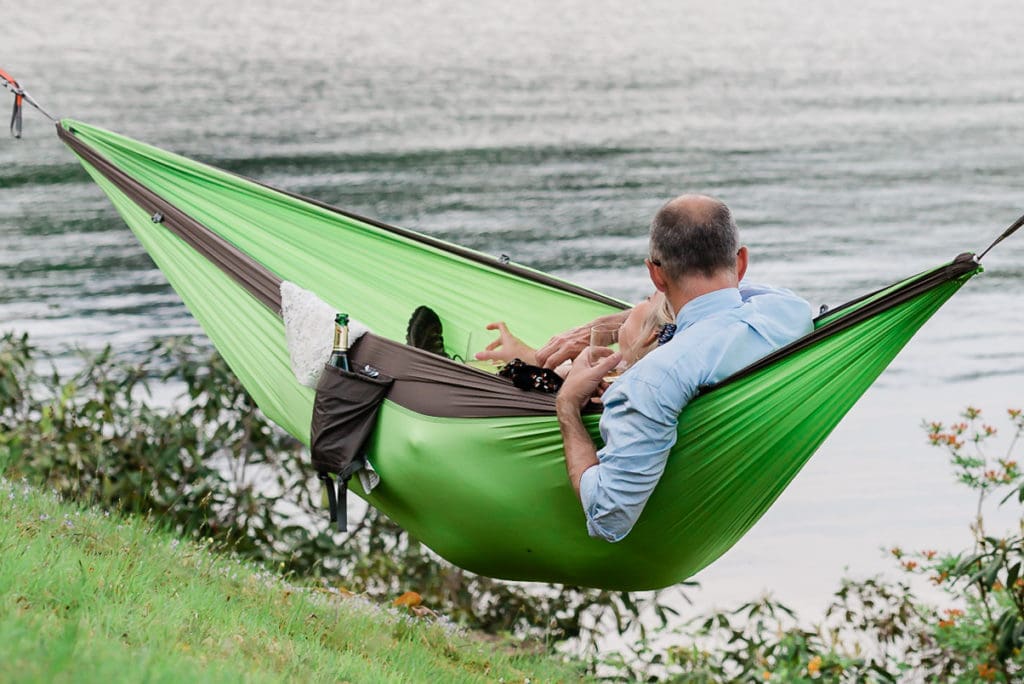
[475,322,538,365]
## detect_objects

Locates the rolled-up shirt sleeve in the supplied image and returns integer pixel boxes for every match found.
[579,374,689,542]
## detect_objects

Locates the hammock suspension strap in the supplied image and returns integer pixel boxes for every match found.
[977,212,1024,262]
[317,463,364,534]
[0,68,58,139]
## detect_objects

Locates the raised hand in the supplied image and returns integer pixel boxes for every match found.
[475,322,538,365]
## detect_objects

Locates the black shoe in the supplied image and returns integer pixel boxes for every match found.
[406,306,448,358]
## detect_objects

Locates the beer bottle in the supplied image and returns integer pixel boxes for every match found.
[328,313,351,372]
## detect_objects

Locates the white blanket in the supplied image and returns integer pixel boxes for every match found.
[280,280,370,389]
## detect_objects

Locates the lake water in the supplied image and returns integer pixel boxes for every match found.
[2,0,1023,619]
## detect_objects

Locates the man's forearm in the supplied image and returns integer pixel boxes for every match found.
[555,400,599,500]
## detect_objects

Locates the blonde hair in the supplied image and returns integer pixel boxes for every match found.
[625,291,676,364]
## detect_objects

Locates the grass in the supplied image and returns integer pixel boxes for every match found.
[0,477,586,683]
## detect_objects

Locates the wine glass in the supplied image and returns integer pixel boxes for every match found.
[589,324,623,380]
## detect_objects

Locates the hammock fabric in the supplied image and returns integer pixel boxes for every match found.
[58,119,984,591]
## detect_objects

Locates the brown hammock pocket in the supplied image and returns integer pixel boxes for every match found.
[311,363,394,531]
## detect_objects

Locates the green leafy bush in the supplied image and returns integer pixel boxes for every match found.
[0,332,311,562]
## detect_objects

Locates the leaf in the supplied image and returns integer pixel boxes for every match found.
[392,591,422,608]
[953,552,985,574]
[968,558,1003,590]
[997,612,1018,658]
[966,557,999,585]
[1008,562,1021,589]
[409,605,435,619]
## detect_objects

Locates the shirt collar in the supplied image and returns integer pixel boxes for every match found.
[675,287,743,330]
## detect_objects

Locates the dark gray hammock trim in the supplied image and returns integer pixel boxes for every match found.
[348,334,592,418]
[58,124,284,315]
[703,252,980,393]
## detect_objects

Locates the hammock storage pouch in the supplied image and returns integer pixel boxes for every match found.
[310,363,394,532]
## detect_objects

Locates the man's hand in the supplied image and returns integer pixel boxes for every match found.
[555,347,621,500]
[556,348,623,411]
[536,309,631,369]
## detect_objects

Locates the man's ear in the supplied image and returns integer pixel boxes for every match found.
[736,246,749,282]
[646,258,668,292]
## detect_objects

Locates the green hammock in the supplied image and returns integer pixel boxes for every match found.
[58,119,994,591]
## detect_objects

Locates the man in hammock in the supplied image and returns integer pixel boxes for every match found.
[554,195,814,542]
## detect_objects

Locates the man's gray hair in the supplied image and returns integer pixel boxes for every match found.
[648,197,738,280]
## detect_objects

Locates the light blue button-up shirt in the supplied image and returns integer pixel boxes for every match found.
[578,282,814,542]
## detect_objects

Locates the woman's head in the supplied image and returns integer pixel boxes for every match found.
[618,291,675,366]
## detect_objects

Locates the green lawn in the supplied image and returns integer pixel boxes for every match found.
[0,477,586,683]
